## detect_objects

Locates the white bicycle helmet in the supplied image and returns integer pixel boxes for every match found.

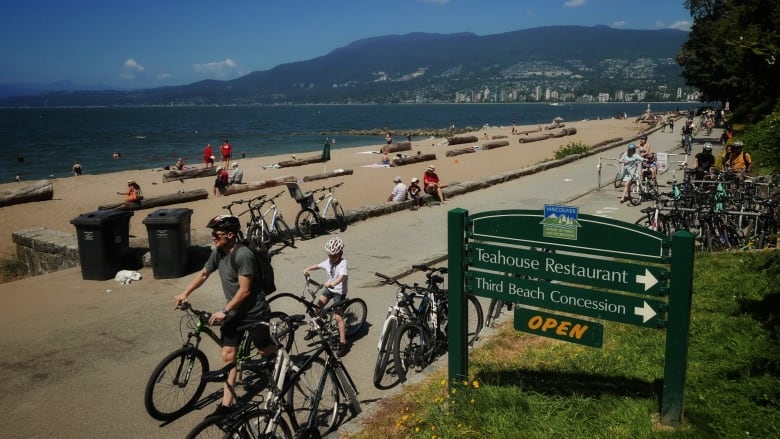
[324,236,344,255]
[704,142,713,150]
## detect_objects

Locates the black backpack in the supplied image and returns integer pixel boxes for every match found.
[226,243,276,295]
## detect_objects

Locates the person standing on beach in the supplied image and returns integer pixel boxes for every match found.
[387,176,407,202]
[203,144,215,167]
[423,165,445,204]
[220,140,232,169]
[72,162,82,176]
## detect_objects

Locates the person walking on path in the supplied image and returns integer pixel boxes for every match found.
[618,144,643,203]
[387,176,408,202]
[173,215,275,419]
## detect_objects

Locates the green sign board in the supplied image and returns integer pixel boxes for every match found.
[467,271,666,328]
[514,307,603,348]
[469,242,669,296]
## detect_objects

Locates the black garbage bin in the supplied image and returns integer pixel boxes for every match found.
[142,208,193,279]
[70,210,134,280]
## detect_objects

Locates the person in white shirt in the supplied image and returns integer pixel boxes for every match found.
[387,176,408,202]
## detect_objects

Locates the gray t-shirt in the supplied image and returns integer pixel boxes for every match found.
[229,168,244,184]
[205,245,267,319]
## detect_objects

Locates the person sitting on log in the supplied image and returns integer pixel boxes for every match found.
[229,162,244,185]
[117,180,143,203]
[214,166,229,196]
[408,177,422,210]
[423,165,445,204]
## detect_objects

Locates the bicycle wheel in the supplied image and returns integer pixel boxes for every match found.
[223,408,293,439]
[341,298,367,337]
[295,208,319,240]
[286,357,340,436]
[373,318,400,390]
[613,170,623,189]
[144,347,209,421]
[393,322,430,383]
[246,224,269,251]
[334,366,361,417]
[628,181,642,206]
[272,217,295,248]
[184,416,226,439]
[465,293,484,345]
[486,298,503,327]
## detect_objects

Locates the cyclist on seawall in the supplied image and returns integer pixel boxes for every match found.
[173,214,275,420]
[302,236,350,356]
[618,143,644,203]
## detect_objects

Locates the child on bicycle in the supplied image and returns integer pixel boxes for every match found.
[302,236,349,356]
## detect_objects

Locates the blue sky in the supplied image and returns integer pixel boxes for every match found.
[0,0,692,89]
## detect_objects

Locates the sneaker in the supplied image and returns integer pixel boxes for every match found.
[337,343,348,357]
[205,403,233,420]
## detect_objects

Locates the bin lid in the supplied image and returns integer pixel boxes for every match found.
[142,208,194,225]
[70,209,134,226]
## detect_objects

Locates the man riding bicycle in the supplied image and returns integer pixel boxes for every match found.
[174,214,275,419]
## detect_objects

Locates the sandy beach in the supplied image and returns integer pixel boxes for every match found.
[0,117,648,259]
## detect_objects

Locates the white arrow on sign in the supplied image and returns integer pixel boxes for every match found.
[634,301,657,323]
[635,268,658,291]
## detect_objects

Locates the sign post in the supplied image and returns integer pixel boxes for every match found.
[447,206,694,427]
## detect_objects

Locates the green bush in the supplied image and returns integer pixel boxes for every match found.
[738,101,780,174]
[553,141,590,160]
[0,257,26,283]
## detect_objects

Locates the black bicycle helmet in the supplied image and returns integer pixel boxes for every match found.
[206,214,240,232]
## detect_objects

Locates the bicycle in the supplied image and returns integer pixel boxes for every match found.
[184,315,307,438]
[216,309,362,438]
[250,190,295,250]
[144,303,291,422]
[287,181,348,240]
[372,272,425,390]
[268,274,367,353]
[391,264,484,383]
[222,194,267,246]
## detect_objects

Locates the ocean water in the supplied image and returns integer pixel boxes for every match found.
[0,102,687,182]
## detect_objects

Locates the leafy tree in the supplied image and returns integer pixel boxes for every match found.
[678,0,780,122]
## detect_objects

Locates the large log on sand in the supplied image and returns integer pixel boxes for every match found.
[303,168,354,182]
[447,135,478,146]
[222,176,297,195]
[98,189,209,210]
[0,179,54,207]
[277,155,326,168]
[162,167,215,183]
[386,142,412,153]
[392,153,437,166]
[481,140,509,150]
[445,148,476,157]
[518,133,553,143]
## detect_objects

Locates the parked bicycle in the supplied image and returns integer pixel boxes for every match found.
[222,194,267,245]
[286,182,348,239]
[251,190,295,250]
[143,303,290,422]
[372,272,426,390]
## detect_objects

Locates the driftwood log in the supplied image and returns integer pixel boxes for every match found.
[222,176,297,196]
[392,153,437,166]
[303,168,354,182]
[518,133,553,143]
[591,137,623,149]
[385,142,412,153]
[482,140,510,150]
[447,135,478,146]
[277,155,326,168]
[98,189,209,211]
[516,127,542,135]
[445,148,476,157]
[0,179,54,207]
[162,167,215,183]
[492,135,508,140]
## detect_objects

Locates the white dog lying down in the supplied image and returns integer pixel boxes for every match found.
[114,270,142,284]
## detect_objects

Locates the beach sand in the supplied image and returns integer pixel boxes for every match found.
[0,117,648,259]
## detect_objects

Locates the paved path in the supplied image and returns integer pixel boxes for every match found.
[0,124,717,438]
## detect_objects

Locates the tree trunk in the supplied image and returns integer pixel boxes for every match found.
[277,155,326,168]
[222,176,297,195]
[386,141,412,153]
[482,140,509,150]
[447,135,478,146]
[518,133,553,143]
[98,189,209,210]
[302,168,354,182]
[445,148,476,157]
[0,180,54,207]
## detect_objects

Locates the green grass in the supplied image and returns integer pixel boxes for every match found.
[352,251,780,438]
[0,256,26,283]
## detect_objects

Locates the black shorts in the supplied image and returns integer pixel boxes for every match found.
[220,317,272,350]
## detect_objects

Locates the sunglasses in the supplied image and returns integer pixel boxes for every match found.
[211,231,228,240]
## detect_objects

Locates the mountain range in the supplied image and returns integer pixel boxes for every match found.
[0,25,690,107]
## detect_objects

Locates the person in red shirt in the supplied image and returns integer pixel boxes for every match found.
[220,140,232,169]
[423,165,445,204]
[203,143,214,167]
[213,166,229,196]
